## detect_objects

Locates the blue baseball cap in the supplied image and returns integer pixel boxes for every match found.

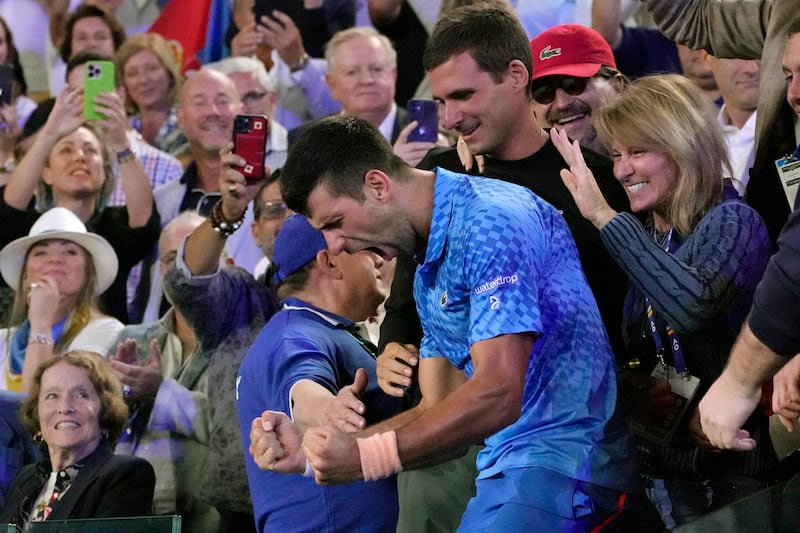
[271,214,328,285]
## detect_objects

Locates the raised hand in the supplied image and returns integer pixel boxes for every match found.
[231,21,266,58]
[393,121,436,167]
[220,141,268,220]
[258,11,307,69]
[26,275,61,331]
[45,85,85,139]
[90,91,130,151]
[0,104,20,154]
[549,127,617,228]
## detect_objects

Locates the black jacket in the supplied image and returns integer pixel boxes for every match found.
[0,443,155,525]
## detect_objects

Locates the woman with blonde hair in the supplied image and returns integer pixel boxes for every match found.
[0,208,123,394]
[552,73,776,528]
[116,33,185,156]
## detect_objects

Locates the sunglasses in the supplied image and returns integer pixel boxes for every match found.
[532,76,590,104]
[256,199,288,220]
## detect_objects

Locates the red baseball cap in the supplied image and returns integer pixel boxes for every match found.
[530,24,616,81]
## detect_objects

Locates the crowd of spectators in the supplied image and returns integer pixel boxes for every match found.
[0,0,798,532]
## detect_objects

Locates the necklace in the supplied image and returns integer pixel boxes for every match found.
[654,226,673,250]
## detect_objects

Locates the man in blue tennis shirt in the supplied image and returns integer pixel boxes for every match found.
[248,115,638,531]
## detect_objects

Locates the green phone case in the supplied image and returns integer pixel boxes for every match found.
[83,60,115,121]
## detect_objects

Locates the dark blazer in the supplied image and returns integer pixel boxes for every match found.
[0,391,42,510]
[288,107,409,147]
[0,443,155,525]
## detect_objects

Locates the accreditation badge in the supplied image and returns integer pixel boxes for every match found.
[775,154,800,208]
[630,364,700,447]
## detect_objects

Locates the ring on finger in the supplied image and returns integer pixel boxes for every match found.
[228,184,237,193]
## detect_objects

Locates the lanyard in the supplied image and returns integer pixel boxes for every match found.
[282,304,378,359]
[645,227,689,376]
[645,298,688,375]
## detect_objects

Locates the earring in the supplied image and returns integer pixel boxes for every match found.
[101,430,109,440]
[33,431,43,443]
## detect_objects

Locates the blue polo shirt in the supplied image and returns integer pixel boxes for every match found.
[236,298,402,532]
[415,168,636,492]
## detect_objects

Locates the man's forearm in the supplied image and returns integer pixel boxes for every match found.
[183,221,227,276]
[725,323,789,393]
[640,0,769,59]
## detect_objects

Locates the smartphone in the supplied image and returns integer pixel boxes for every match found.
[252,0,303,27]
[232,114,270,181]
[0,65,14,107]
[407,99,438,143]
[83,60,115,121]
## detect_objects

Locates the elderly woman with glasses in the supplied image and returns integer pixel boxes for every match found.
[0,351,154,528]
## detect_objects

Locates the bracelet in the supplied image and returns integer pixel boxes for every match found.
[209,200,246,237]
[289,53,310,72]
[356,431,402,482]
[28,333,54,346]
[115,147,137,164]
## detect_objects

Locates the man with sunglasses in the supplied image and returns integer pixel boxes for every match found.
[251,171,292,279]
[530,24,628,157]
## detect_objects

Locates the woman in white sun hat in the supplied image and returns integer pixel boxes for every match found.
[0,207,123,393]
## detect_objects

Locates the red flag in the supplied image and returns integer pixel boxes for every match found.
[148,0,213,73]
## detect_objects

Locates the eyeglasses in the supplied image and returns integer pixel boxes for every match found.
[256,199,288,220]
[242,91,268,106]
[532,76,590,104]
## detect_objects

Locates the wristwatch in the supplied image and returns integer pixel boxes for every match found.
[289,53,310,73]
[115,147,137,164]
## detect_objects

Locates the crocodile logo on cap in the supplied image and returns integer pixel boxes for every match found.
[540,45,561,60]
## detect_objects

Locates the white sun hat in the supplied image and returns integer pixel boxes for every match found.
[0,207,118,294]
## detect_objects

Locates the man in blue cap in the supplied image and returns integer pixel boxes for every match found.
[236,214,404,533]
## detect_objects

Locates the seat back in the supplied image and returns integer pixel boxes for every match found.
[22,515,181,533]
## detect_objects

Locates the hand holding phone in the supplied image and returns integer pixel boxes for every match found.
[232,114,270,181]
[83,60,115,121]
[252,0,303,27]
[407,99,438,143]
[0,65,14,107]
